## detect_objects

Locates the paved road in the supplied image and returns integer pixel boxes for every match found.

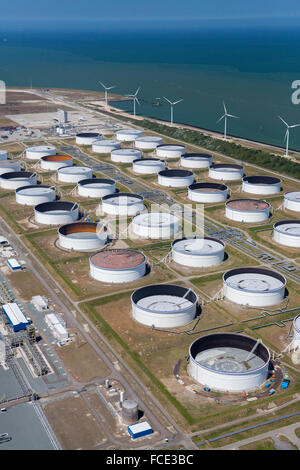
[219,422,300,450]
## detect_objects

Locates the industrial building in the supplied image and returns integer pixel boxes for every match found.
[57,166,93,183]
[7,258,22,271]
[223,267,286,307]
[76,132,102,145]
[209,163,244,181]
[2,303,30,332]
[284,191,300,212]
[225,199,270,223]
[116,129,143,141]
[0,171,37,190]
[58,222,107,251]
[171,237,225,267]
[34,201,79,225]
[31,295,48,312]
[102,193,145,216]
[57,108,68,124]
[89,249,146,283]
[156,144,185,159]
[135,136,163,150]
[157,169,194,188]
[111,148,141,163]
[77,178,116,198]
[15,185,56,206]
[132,158,165,174]
[273,220,300,247]
[92,140,120,154]
[45,313,68,343]
[242,176,281,195]
[131,283,197,328]
[188,182,228,203]
[132,212,180,239]
[180,153,212,169]
[26,145,56,160]
[189,333,270,392]
[128,421,153,440]
[40,154,73,171]
[0,160,21,175]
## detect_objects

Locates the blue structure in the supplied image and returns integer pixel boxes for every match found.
[2,303,29,332]
[7,258,21,271]
[128,421,153,440]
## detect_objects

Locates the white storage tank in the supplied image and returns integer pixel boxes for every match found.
[34,201,79,225]
[292,314,300,350]
[132,158,166,175]
[0,171,37,190]
[15,185,56,206]
[131,284,197,328]
[156,144,185,159]
[223,267,286,307]
[102,193,145,216]
[225,199,270,223]
[180,153,212,169]
[209,163,243,181]
[135,136,163,150]
[242,175,281,195]
[284,191,300,213]
[158,169,194,188]
[58,222,107,251]
[132,212,180,239]
[172,237,225,267]
[188,182,228,203]
[76,132,102,145]
[116,129,143,141]
[0,160,21,175]
[40,154,73,171]
[57,166,93,183]
[26,145,56,161]
[189,333,270,393]
[92,140,120,154]
[90,249,146,283]
[273,220,300,248]
[111,148,141,163]
[0,150,8,160]
[77,178,116,198]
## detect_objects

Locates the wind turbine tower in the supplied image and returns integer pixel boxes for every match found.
[163,96,183,126]
[99,81,115,107]
[278,116,300,157]
[127,87,141,116]
[217,101,239,140]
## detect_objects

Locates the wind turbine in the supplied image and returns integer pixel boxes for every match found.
[217,101,239,140]
[163,96,183,126]
[278,116,300,157]
[99,81,115,107]
[126,87,141,116]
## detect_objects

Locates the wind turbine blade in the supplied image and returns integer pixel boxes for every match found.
[223,101,227,114]
[278,115,288,127]
[107,86,115,90]
[216,114,226,124]
[289,123,300,128]
[163,96,172,105]
[135,97,141,106]
[173,99,183,105]
[135,86,141,96]
[284,129,289,142]
[99,81,106,89]
[227,114,240,119]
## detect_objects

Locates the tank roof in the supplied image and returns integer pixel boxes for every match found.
[90,249,145,269]
[159,169,193,177]
[41,154,72,162]
[172,237,224,255]
[274,220,300,236]
[224,267,286,292]
[243,175,281,185]
[226,199,269,211]
[189,182,227,192]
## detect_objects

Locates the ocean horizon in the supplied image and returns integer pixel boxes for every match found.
[1,25,300,151]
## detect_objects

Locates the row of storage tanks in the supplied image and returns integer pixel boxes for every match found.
[1,140,299,393]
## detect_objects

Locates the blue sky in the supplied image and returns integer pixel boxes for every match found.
[1,0,300,26]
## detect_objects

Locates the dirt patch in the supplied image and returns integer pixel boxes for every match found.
[43,395,107,449]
